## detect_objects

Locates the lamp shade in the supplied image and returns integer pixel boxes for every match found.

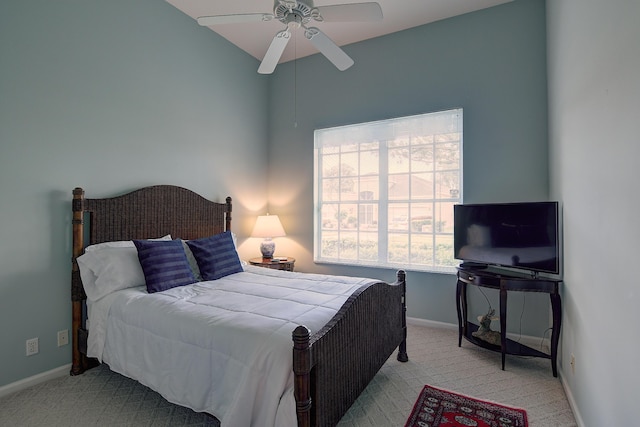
[251,214,286,258]
[251,214,286,238]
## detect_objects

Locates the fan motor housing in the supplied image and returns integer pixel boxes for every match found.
[274,0,315,22]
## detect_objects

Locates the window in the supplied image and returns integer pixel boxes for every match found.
[314,109,462,273]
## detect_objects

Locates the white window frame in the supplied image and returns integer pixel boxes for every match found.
[313,109,463,274]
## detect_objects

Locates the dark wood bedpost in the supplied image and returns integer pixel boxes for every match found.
[293,325,312,427]
[396,270,409,362]
[71,187,85,375]
[225,197,232,232]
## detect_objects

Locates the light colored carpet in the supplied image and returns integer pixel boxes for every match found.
[0,323,577,426]
[338,324,577,427]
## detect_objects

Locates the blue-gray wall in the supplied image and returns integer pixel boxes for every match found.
[0,0,268,386]
[267,1,551,332]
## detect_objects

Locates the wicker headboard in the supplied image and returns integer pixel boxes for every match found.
[70,185,232,375]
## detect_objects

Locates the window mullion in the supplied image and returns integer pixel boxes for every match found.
[379,141,389,261]
[431,138,437,267]
[315,149,323,259]
[407,136,413,263]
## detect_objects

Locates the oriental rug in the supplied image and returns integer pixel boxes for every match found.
[405,384,528,427]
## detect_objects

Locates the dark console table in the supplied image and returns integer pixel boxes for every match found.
[456,266,562,377]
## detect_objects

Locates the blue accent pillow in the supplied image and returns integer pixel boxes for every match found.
[133,239,196,293]
[186,231,243,280]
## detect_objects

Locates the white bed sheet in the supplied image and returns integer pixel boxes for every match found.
[87,265,377,427]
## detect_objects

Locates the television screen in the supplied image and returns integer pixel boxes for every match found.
[454,201,559,274]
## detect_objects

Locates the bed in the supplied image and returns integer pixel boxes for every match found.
[70,185,408,427]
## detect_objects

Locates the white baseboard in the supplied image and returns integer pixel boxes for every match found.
[559,370,586,427]
[407,316,458,330]
[0,364,71,399]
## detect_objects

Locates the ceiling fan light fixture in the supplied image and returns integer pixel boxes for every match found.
[285,13,303,30]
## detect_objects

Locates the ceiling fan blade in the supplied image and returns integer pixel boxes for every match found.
[197,13,273,26]
[316,2,383,22]
[305,27,354,71]
[258,30,291,74]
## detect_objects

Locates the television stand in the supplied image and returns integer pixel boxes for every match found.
[455,266,562,377]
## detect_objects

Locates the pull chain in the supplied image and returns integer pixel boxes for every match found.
[294,34,298,128]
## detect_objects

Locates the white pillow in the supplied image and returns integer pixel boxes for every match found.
[85,234,171,252]
[180,240,203,281]
[77,247,144,301]
[78,235,172,301]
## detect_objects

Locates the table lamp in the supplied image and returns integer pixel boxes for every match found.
[251,214,286,259]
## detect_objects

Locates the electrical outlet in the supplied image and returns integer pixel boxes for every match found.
[57,329,69,347]
[26,338,39,356]
[570,353,575,374]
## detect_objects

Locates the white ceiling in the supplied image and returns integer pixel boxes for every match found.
[166,0,512,65]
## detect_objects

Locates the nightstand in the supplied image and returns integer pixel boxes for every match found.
[249,257,295,272]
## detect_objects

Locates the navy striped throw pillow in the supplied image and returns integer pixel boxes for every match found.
[186,231,243,280]
[133,239,196,293]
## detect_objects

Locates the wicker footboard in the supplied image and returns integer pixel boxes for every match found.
[293,270,408,427]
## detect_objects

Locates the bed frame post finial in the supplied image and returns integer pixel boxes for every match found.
[396,269,409,363]
[225,196,232,231]
[293,325,312,427]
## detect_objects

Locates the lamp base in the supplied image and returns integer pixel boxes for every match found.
[260,238,275,259]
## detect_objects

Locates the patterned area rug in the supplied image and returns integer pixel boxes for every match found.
[405,384,528,427]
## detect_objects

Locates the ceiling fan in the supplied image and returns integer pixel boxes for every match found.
[197,0,383,74]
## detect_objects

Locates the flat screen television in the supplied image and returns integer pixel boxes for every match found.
[454,201,560,275]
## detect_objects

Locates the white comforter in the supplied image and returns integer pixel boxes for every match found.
[87,265,377,427]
